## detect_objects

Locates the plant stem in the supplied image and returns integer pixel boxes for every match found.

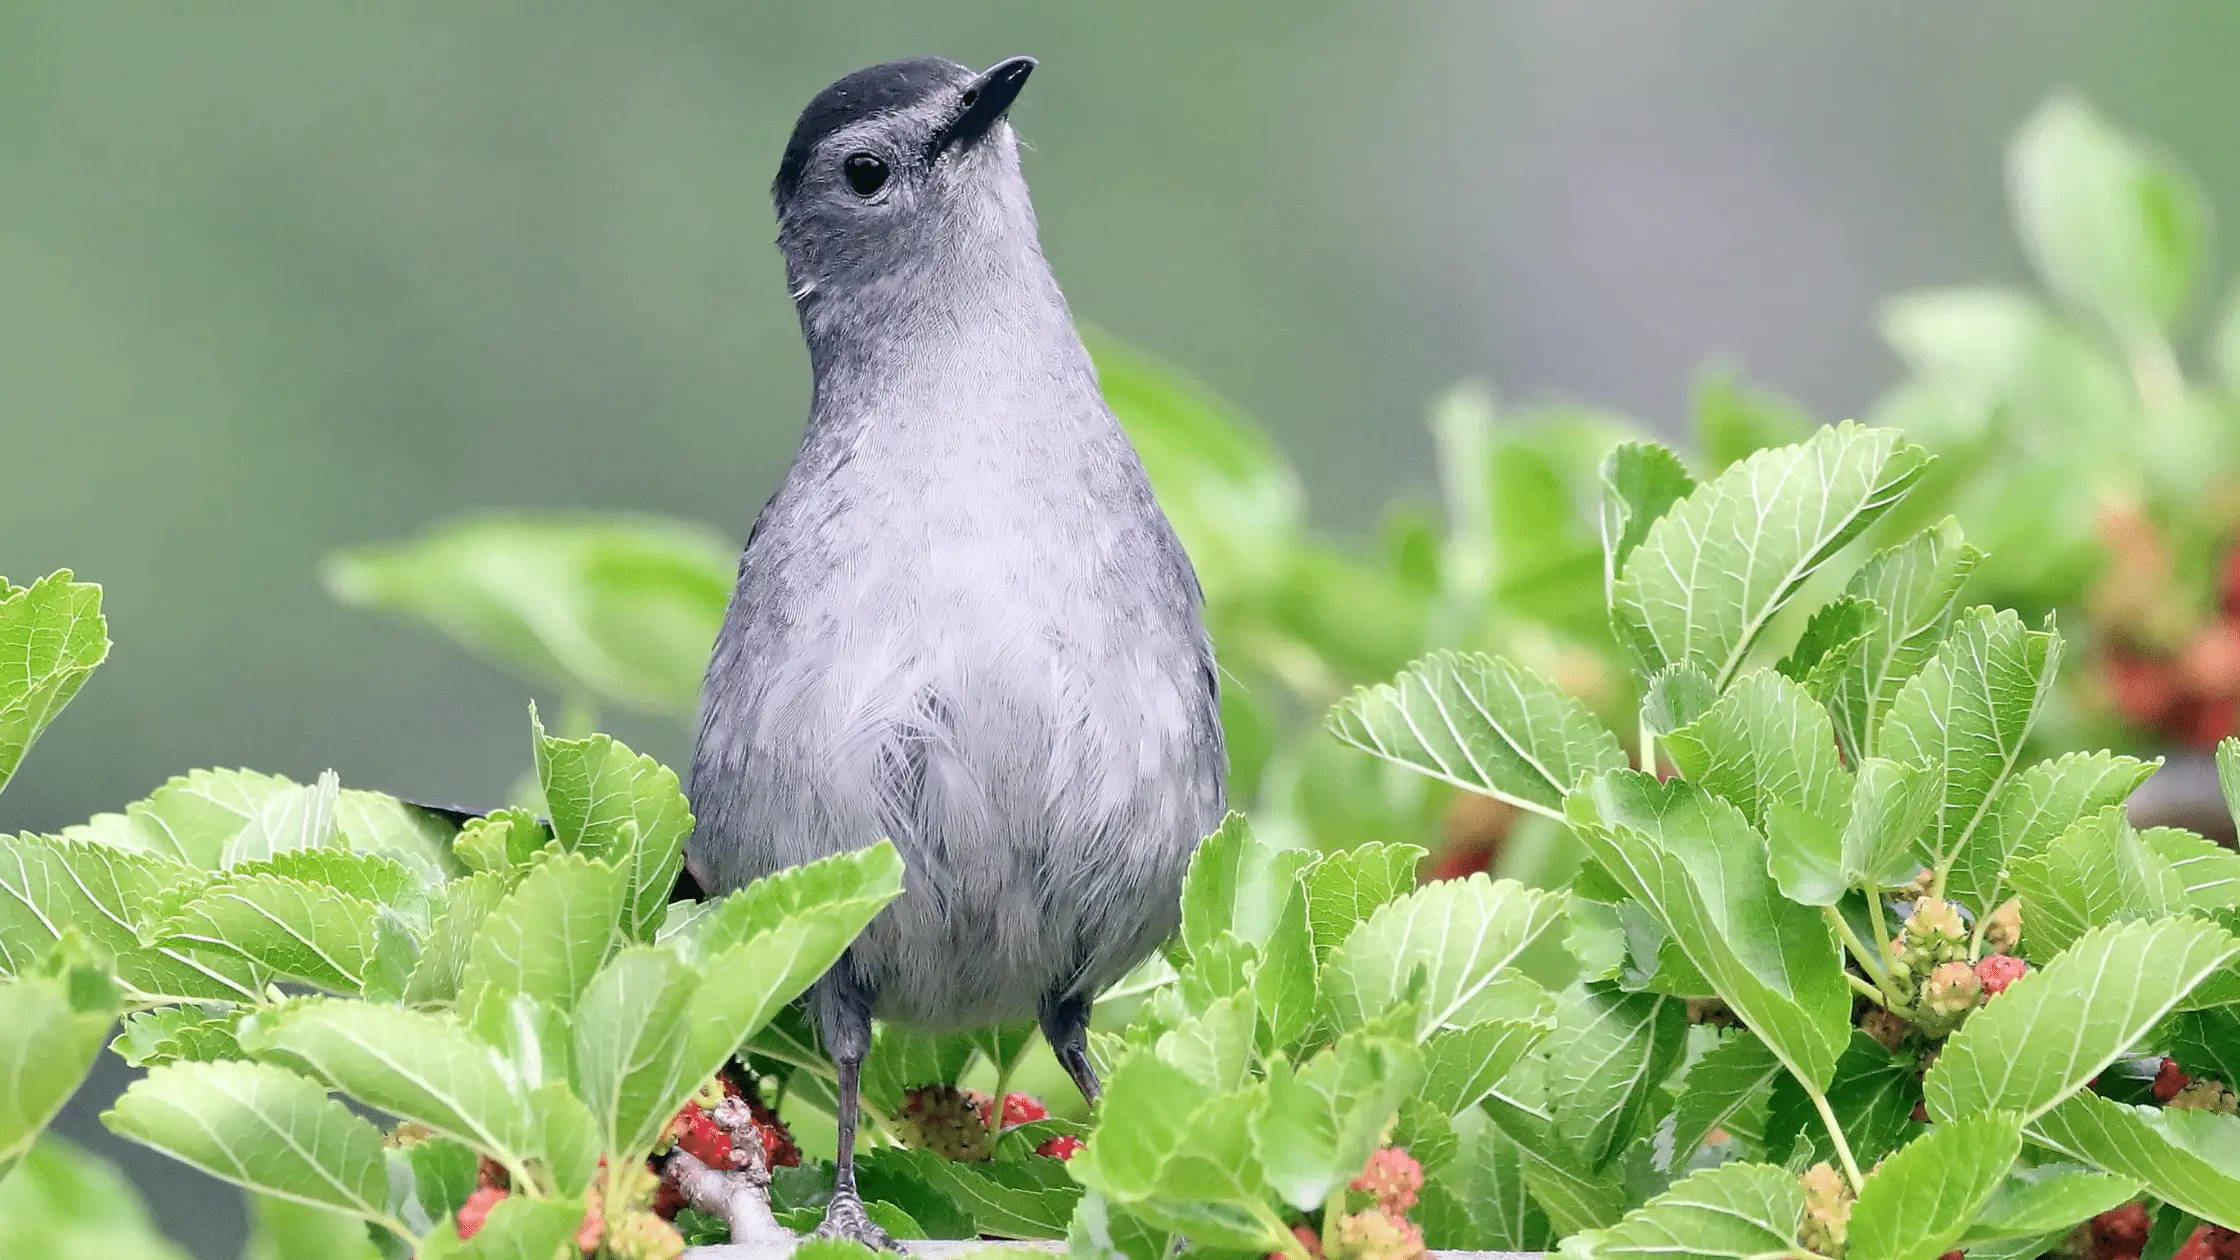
[1638,716,1657,777]
[1320,1183,1349,1259]
[1254,1202,1316,1260]
[1824,905,1906,1011]
[1806,1085,1865,1193]
[1845,972,1886,1005]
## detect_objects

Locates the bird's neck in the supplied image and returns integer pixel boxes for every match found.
[796,237,1098,437]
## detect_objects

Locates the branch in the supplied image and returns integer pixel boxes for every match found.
[663,1148,791,1252]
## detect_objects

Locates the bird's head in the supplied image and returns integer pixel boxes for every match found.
[771,55,1040,311]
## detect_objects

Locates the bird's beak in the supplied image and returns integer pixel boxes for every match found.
[932,56,1035,159]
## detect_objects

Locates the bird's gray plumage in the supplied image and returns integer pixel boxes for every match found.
[686,53,1222,1072]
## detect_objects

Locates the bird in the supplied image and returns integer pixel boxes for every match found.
[683,55,1227,1248]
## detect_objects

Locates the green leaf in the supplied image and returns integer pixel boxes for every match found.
[1848,1110,2022,1260]
[860,1027,977,1116]
[1416,1110,1551,1251]
[1326,651,1626,818]
[1881,606,2061,877]
[1154,991,1256,1092]
[2140,826,2240,910]
[1958,1167,2142,1245]
[2008,93,2206,343]
[1638,662,1719,736]
[1065,1052,1276,1251]
[102,1060,395,1227]
[677,841,906,963]
[111,1004,244,1068]
[1419,1017,1552,1116]
[865,1149,1080,1240]
[1802,519,1981,762]
[456,853,625,1027]
[2166,1007,2240,1087]
[331,791,463,877]
[531,716,690,942]
[1253,1033,1422,1211]
[240,1002,537,1168]
[1692,367,1815,475]
[0,833,265,1002]
[1664,1029,1782,1173]
[2219,737,2240,836]
[1542,984,1687,1172]
[1598,442,1696,623]
[2010,806,2189,961]
[1301,842,1424,961]
[1319,874,1568,1041]
[2029,1091,2240,1230]
[570,946,698,1160]
[1612,422,1931,688]
[82,768,347,871]
[1945,751,2160,920]
[405,1138,479,1228]
[158,873,405,996]
[1764,1030,1922,1171]
[1664,669,1850,830]
[1175,814,1312,965]
[1924,916,2240,1123]
[403,873,513,1006]
[1252,880,1317,1051]
[322,514,733,717]
[0,941,121,1179]
[0,1137,193,1260]
[1776,596,1874,686]
[1565,772,1851,1091]
[0,572,108,797]
[1559,1161,1803,1259]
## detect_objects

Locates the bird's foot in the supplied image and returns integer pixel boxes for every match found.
[814,1191,899,1252]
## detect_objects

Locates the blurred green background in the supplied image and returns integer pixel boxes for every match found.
[7,3,2240,1255]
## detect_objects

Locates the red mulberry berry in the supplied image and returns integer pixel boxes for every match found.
[670,1106,734,1168]
[2092,1202,2151,1255]
[1035,1133,1085,1161]
[1351,1147,1424,1216]
[982,1091,1048,1129]
[457,1187,507,1240]
[1267,1223,1325,1260]
[2173,1223,2240,1260]
[1974,954,2027,996]
[2153,1058,2193,1103]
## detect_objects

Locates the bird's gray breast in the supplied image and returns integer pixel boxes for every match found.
[686,410,1224,1030]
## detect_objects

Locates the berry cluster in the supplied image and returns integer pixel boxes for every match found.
[1265,1146,1428,1260]
[2152,1057,2239,1115]
[2089,504,2240,747]
[891,1084,1083,1162]
[451,1158,679,1260]
[1797,1162,1852,1258]
[1864,897,2030,1044]
[2060,1202,2240,1260]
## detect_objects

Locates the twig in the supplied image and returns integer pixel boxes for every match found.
[663,1148,791,1250]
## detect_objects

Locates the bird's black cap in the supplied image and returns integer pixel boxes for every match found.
[773,57,973,209]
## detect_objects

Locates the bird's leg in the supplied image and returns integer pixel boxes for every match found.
[1040,993,1101,1105]
[814,972,896,1251]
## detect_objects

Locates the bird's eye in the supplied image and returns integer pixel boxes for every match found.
[843,153,889,197]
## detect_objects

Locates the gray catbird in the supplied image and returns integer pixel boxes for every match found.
[683,56,1226,1247]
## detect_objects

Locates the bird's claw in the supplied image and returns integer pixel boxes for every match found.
[815,1191,900,1252]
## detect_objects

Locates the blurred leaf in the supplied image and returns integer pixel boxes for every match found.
[1327,650,1626,817]
[1559,1161,1802,1259]
[1597,442,1695,630]
[0,1137,190,1260]
[2009,93,2206,345]
[2215,284,2240,393]
[416,1193,583,1260]
[0,571,108,798]
[1612,422,1930,688]
[1087,334,1301,605]
[324,513,734,716]
[1847,1110,2023,1260]
[1924,916,2240,1123]
[103,1060,397,1228]
[244,1192,381,1260]
[0,937,121,1179]
[532,716,690,942]
[1692,367,1815,474]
